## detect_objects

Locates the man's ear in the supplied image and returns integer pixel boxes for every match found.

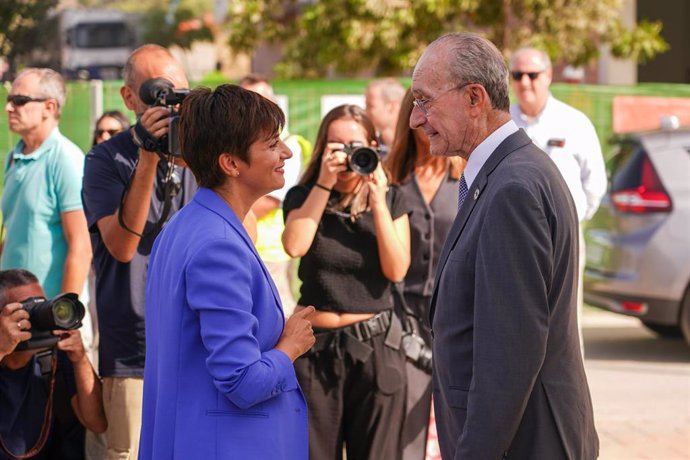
[466,84,486,108]
[44,99,60,119]
[120,85,137,111]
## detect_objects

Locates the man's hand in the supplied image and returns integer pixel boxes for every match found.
[0,303,31,359]
[54,329,86,363]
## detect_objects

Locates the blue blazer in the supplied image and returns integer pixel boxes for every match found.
[139,188,308,460]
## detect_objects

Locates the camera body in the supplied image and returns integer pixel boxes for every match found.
[138,78,190,157]
[15,293,86,351]
[401,332,432,374]
[343,142,380,175]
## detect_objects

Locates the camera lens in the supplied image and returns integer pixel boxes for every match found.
[53,299,77,327]
[348,147,379,175]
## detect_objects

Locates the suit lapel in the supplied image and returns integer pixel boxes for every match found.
[193,188,284,317]
[428,130,533,323]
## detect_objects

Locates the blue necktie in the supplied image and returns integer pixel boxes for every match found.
[458,174,468,209]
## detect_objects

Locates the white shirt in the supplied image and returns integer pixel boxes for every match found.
[463,120,519,189]
[511,95,607,221]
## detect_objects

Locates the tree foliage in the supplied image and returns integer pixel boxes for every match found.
[226,0,669,77]
[0,0,58,78]
[77,0,214,50]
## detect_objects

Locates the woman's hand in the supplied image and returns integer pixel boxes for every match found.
[276,306,316,362]
[317,143,348,188]
[366,163,389,211]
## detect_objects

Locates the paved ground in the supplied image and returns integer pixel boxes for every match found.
[582,308,690,459]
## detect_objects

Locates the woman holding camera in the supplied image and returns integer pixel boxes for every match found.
[139,85,315,459]
[282,104,411,460]
[385,88,466,459]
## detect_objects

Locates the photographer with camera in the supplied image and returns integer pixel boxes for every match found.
[385,88,466,460]
[0,269,106,460]
[282,104,411,460]
[82,44,197,459]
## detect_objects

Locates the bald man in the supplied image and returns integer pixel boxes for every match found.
[365,78,406,155]
[82,45,198,459]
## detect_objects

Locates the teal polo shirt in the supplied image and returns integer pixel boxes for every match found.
[1,128,85,298]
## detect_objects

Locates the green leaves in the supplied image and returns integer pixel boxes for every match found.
[225,0,668,78]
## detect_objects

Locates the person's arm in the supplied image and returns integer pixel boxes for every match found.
[58,330,107,433]
[96,107,169,262]
[186,237,313,409]
[282,144,347,257]
[251,196,280,220]
[578,119,607,220]
[60,210,92,295]
[456,182,553,459]
[368,166,410,282]
[0,303,31,360]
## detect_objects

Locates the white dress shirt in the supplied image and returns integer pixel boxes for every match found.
[463,120,519,189]
[510,95,607,221]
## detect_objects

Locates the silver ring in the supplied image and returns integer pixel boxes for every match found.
[17,321,22,331]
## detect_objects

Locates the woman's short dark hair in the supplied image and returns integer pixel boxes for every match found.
[91,110,130,146]
[179,84,285,188]
[299,104,377,186]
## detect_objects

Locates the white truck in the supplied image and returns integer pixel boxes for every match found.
[51,9,137,80]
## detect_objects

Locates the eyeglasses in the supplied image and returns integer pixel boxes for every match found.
[6,94,49,107]
[412,82,473,118]
[510,71,543,81]
[95,129,123,138]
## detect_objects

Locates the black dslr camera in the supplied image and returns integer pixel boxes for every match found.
[136,78,190,157]
[15,293,86,351]
[343,142,380,175]
[402,332,432,374]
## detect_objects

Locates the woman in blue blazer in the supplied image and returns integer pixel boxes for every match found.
[139,85,315,460]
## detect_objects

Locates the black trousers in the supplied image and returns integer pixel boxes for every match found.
[295,319,407,460]
[400,294,434,460]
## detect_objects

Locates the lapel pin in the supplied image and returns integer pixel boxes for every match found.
[473,188,480,200]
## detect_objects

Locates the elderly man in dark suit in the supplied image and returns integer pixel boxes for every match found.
[410,32,599,459]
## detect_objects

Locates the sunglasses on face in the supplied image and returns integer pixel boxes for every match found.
[511,71,542,81]
[95,129,122,137]
[6,94,49,107]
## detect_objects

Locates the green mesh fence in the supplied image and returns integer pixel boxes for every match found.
[3,80,690,190]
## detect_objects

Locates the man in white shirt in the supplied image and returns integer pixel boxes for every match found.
[509,47,607,348]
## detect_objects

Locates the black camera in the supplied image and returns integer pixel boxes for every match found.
[401,332,432,374]
[137,78,190,157]
[15,293,85,351]
[343,142,380,175]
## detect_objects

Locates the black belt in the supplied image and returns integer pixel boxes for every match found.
[311,310,400,362]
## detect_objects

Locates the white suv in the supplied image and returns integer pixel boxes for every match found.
[584,127,690,345]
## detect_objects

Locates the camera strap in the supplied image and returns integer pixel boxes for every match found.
[118,157,179,239]
[0,348,58,459]
[391,282,415,335]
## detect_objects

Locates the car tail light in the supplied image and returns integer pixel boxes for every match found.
[621,301,648,314]
[611,156,672,213]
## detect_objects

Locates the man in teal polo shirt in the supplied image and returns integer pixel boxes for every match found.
[1,68,91,313]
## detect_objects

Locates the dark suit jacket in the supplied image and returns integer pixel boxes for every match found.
[429,129,598,460]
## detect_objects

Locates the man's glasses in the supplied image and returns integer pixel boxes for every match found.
[96,129,123,137]
[6,94,49,107]
[510,71,542,81]
[413,82,473,118]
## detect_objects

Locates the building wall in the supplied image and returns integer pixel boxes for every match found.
[638,0,690,83]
